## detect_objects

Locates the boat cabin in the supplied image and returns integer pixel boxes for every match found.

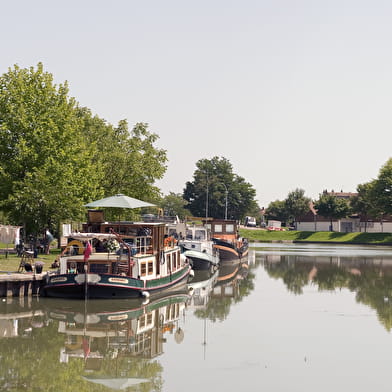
[207,219,238,241]
[60,220,182,279]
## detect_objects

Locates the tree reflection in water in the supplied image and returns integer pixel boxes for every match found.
[262,248,392,331]
[4,246,392,391]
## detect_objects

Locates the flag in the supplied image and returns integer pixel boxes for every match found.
[84,242,92,262]
[82,337,90,359]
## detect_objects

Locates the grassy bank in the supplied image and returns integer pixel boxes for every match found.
[239,229,392,245]
[0,249,60,273]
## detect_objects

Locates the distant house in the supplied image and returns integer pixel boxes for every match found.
[296,190,392,233]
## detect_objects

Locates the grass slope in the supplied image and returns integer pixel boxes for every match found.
[239,229,392,245]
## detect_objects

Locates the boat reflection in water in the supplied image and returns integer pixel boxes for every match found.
[213,259,249,299]
[45,288,191,389]
[187,269,219,310]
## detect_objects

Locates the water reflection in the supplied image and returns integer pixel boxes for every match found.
[0,259,251,391]
[256,243,392,331]
[5,244,392,391]
[0,291,190,391]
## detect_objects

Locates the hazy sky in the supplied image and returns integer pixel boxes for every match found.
[2,1,392,207]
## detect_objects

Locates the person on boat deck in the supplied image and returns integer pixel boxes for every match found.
[68,244,75,256]
[68,263,77,274]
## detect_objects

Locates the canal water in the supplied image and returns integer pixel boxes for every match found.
[1,242,392,391]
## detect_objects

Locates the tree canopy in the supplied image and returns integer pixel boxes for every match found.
[314,193,351,231]
[160,192,190,220]
[0,63,167,235]
[183,156,258,220]
[284,188,311,224]
[348,158,392,228]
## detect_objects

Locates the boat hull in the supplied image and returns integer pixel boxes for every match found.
[183,249,219,271]
[45,290,191,324]
[212,239,249,263]
[42,265,192,299]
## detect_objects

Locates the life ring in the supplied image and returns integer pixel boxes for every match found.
[66,239,84,255]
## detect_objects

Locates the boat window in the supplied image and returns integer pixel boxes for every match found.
[141,261,154,276]
[186,230,193,240]
[147,260,154,275]
[90,263,110,273]
[173,252,177,269]
[214,224,223,233]
[226,224,235,233]
[167,254,172,271]
[195,230,206,240]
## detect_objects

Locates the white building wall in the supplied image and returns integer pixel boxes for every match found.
[360,222,392,233]
[297,219,392,233]
[296,221,332,232]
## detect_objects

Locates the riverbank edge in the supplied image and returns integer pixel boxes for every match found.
[239,229,392,246]
[250,240,392,246]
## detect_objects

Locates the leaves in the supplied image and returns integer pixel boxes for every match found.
[0,64,167,235]
[183,156,258,220]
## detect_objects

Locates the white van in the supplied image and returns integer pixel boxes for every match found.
[244,216,257,227]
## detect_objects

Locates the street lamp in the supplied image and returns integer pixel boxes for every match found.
[203,170,208,220]
[221,183,228,220]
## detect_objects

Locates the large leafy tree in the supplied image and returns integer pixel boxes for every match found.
[160,192,190,220]
[314,193,351,231]
[350,181,377,232]
[0,63,102,235]
[78,110,167,220]
[266,199,290,224]
[183,156,258,220]
[372,158,392,217]
[284,188,311,226]
[0,63,168,235]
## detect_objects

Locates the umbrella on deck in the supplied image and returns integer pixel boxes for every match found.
[84,194,156,209]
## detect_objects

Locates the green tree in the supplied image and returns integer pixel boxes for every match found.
[371,158,392,220]
[266,199,290,224]
[183,157,258,220]
[160,192,190,220]
[0,63,102,235]
[79,112,167,220]
[314,193,351,231]
[0,64,168,234]
[284,188,311,227]
[350,181,377,232]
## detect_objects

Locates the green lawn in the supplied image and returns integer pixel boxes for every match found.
[0,249,60,273]
[239,228,392,245]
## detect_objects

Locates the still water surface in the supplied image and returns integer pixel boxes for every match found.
[2,243,392,391]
